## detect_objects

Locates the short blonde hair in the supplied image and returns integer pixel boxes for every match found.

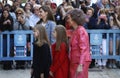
[15,7,25,14]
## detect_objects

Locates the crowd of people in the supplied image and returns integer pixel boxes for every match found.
[0,0,120,78]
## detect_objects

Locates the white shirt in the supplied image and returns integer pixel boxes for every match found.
[29,14,40,27]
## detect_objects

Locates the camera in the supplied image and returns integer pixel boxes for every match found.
[99,14,106,20]
[109,12,115,16]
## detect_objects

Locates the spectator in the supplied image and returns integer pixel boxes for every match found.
[96,8,110,69]
[29,4,41,28]
[38,5,56,44]
[4,4,16,23]
[115,6,120,21]
[0,2,4,13]
[0,9,14,70]
[14,8,30,69]
[24,2,33,20]
[45,0,51,8]
[86,7,97,29]
[29,0,38,7]
[14,8,30,30]
[0,9,13,31]
[109,8,120,68]
[85,7,97,68]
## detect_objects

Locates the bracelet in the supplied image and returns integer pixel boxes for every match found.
[79,64,83,66]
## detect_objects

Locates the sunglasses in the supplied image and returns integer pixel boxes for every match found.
[17,12,22,15]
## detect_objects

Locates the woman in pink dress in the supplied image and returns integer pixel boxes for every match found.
[65,9,91,78]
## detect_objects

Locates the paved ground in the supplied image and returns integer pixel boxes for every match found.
[89,68,120,78]
[0,66,120,78]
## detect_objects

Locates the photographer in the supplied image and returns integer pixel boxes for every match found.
[96,8,110,69]
[109,12,120,29]
[115,6,120,24]
[109,9,120,68]
[96,9,110,29]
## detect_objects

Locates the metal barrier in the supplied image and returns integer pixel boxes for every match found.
[87,29,120,61]
[0,30,120,61]
[0,30,33,61]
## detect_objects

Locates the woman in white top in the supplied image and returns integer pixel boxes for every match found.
[38,5,56,44]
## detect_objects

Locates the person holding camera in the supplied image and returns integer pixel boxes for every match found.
[96,8,110,29]
[96,8,110,69]
[109,7,120,68]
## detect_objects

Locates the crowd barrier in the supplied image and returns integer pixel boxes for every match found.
[0,30,120,61]
[0,30,33,61]
[87,29,120,61]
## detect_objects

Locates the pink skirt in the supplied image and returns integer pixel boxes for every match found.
[70,62,91,78]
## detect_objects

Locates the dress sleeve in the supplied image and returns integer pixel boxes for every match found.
[50,43,67,73]
[77,28,89,65]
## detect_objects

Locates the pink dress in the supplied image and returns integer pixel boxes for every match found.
[69,26,91,78]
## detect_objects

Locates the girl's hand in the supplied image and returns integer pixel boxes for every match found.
[49,71,54,77]
[40,73,44,78]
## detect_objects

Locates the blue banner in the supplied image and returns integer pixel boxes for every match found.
[14,34,26,46]
[0,35,2,58]
[90,34,102,45]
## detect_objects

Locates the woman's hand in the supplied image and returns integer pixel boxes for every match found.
[76,64,83,73]
[3,21,8,25]
[49,71,54,77]
[30,69,33,76]
[7,19,11,24]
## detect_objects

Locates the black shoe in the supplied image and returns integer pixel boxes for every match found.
[3,66,12,70]
[15,66,20,69]
[112,64,117,69]
[20,66,25,69]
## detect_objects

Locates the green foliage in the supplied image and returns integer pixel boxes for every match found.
[22,0,27,3]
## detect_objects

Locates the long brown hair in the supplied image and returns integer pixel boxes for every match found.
[55,25,69,52]
[33,24,50,47]
[40,5,55,22]
[115,6,120,21]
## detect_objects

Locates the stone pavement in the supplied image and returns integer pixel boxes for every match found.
[0,67,120,78]
[89,68,120,78]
